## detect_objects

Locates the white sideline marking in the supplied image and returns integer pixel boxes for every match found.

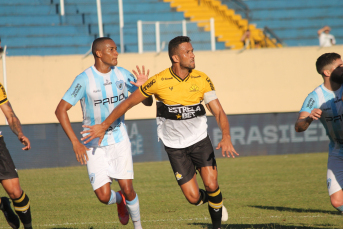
[0,215,341,228]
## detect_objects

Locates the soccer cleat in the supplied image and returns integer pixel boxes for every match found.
[0,197,20,229]
[117,191,129,225]
[221,205,228,222]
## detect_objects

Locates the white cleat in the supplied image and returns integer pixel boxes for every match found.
[221,205,228,221]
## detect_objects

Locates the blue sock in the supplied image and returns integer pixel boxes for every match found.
[107,190,122,205]
[337,205,343,212]
[126,194,142,229]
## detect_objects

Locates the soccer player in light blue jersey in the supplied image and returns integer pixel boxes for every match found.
[55,37,152,229]
[295,52,343,212]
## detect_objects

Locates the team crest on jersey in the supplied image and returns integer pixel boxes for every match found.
[175,172,183,180]
[116,80,124,90]
[327,178,331,189]
[190,84,199,92]
[89,173,95,184]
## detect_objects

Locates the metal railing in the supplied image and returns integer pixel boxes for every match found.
[137,18,216,54]
[263,26,284,47]
[221,0,251,21]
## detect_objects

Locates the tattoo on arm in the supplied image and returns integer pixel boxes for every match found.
[295,117,312,132]
[8,113,23,136]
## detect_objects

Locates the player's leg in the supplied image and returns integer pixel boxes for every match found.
[0,137,31,229]
[0,195,19,229]
[179,174,211,205]
[2,178,32,229]
[198,166,226,228]
[330,190,343,211]
[165,144,210,210]
[87,146,129,225]
[115,134,142,228]
[327,156,343,212]
[190,135,226,229]
[118,179,142,229]
[87,146,123,204]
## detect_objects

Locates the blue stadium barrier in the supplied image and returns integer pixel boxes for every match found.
[2,113,329,170]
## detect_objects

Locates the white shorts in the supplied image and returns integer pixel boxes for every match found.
[327,155,343,196]
[86,135,134,191]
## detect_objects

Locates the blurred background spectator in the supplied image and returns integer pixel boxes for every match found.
[317,26,336,47]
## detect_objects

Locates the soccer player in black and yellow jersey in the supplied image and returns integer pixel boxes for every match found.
[0,83,33,229]
[81,36,239,229]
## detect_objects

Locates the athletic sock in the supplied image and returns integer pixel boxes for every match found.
[12,191,32,229]
[195,189,209,206]
[126,194,142,229]
[107,190,123,205]
[207,187,223,229]
[336,205,343,212]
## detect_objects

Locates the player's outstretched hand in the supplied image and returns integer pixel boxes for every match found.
[81,124,106,146]
[216,135,239,158]
[308,108,322,121]
[18,135,31,150]
[72,141,89,165]
[131,65,149,87]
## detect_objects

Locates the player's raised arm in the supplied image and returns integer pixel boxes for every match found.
[295,109,322,132]
[0,101,31,150]
[55,99,89,164]
[81,89,147,145]
[130,65,153,106]
[206,98,238,158]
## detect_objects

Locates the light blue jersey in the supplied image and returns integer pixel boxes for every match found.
[63,65,137,147]
[300,84,343,156]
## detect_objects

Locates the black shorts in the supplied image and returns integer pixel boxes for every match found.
[165,135,217,186]
[0,137,18,180]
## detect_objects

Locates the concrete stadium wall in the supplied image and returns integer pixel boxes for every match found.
[0,45,342,125]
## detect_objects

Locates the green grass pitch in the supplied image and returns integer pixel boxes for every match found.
[0,152,341,229]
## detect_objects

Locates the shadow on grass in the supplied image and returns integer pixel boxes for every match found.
[248,205,339,215]
[189,222,332,229]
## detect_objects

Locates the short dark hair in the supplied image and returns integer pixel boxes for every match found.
[316,52,341,74]
[168,36,191,63]
[92,37,113,58]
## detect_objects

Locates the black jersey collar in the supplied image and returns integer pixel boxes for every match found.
[169,68,190,82]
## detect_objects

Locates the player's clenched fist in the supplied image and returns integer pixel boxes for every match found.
[308,108,322,121]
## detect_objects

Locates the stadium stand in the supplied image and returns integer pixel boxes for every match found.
[243,0,343,46]
[163,0,282,49]
[1,0,340,55]
[0,0,225,56]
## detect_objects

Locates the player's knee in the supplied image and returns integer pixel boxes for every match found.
[95,190,111,204]
[8,187,22,200]
[330,197,343,209]
[186,192,201,205]
[204,182,218,193]
[97,194,111,204]
[121,187,135,200]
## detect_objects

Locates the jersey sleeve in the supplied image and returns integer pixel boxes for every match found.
[299,92,319,113]
[0,83,8,106]
[204,75,215,93]
[118,67,138,93]
[139,75,158,97]
[62,74,86,106]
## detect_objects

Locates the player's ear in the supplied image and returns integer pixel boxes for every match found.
[172,54,179,63]
[323,69,331,77]
[95,50,102,58]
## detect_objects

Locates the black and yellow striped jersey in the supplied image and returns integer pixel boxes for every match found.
[0,83,8,106]
[139,68,217,148]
